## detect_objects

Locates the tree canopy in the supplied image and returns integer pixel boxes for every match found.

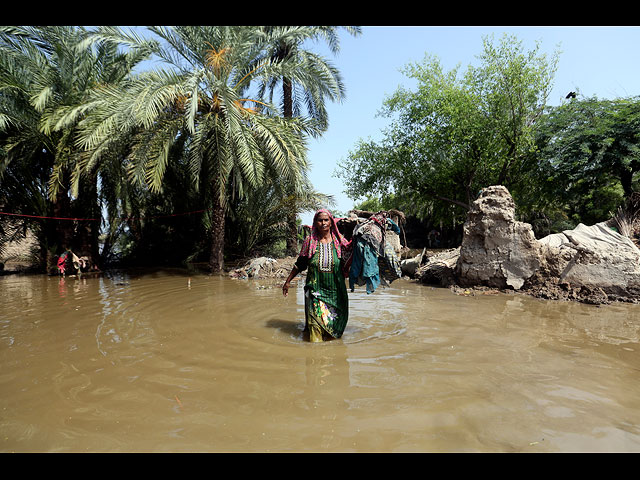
[1,26,352,272]
[336,33,560,228]
[3,28,639,270]
[531,94,640,229]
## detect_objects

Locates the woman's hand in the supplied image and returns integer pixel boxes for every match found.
[283,266,299,298]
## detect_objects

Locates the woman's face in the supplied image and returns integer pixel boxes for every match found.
[315,212,331,234]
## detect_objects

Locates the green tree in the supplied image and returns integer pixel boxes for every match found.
[537,95,640,197]
[258,26,360,255]
[336,33,559,228]
[258,26,360,129]
[532,94,640,228]
[228,176,334,257]
[0,26,154,270]
[77,26,316,272]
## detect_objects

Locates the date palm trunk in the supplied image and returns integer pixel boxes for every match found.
[283,77,299,256]
[75,173,101,269]
[209,187,225,273]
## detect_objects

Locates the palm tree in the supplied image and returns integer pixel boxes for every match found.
[77,26,317,272]
[0,26,155,270]
[258,26,360,128]
[0,26,69,269]
[257,26,361,255]
[228,175,335,257]
[0,130,51,265]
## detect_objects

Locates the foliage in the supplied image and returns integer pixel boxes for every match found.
[0,26,155,268]
[9,27,638,264]
[511,94,640,235]
[535,94,640,198]
[336,33,559,228]
[73,26,322,271]
[226,176,334,257]
[0,26,357,269]
[353,193,403,214]
[256,26,360,132]
[255,26,361,255]
[0,131,50,260]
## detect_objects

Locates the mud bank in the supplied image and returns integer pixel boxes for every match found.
[416,186,640,306]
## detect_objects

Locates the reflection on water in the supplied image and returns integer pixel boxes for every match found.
[1,269,640,452]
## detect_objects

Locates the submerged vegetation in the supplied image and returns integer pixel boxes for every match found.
[1,27,639,273]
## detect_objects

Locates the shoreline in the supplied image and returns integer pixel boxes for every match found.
[4,250,639,307]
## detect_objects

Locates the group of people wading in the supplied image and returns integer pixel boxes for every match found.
[282,209,401,343]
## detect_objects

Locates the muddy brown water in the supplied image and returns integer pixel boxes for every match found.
[1,269,640,452]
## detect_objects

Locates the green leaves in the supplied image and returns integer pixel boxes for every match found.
[0,25,354,269]
[337,33,560,227]
[537,95,640,208]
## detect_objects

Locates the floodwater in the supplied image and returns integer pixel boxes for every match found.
[1,269,640,453]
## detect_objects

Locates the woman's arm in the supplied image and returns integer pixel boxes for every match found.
[282,265,300,297]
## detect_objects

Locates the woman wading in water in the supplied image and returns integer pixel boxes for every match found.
[282,209,351,342]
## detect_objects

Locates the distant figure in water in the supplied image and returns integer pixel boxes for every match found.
[282,209,352,342]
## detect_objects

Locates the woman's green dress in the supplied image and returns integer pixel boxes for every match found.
[295,241,349,342]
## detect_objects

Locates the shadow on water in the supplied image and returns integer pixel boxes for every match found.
[264,318,306,339]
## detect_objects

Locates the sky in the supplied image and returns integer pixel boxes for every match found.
[299,25,640,225]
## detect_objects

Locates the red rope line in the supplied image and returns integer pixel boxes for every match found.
[0,211,98,221]
[0,209,208,221]
[120,209,208,220]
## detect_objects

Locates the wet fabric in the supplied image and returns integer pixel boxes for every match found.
[349,215,402,294]
[379,217,402,284]
[57,252,69,274]
[295,241,349,340]
[386,218,400,235]
[378,241,402,284]
[349,238,381,294]
[56,250,82,275]
[354,213,386,255]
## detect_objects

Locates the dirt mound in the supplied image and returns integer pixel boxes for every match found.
[418,186,640,305]
[228,256,298,279]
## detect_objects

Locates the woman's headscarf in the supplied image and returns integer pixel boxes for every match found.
[299,209,351,259]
